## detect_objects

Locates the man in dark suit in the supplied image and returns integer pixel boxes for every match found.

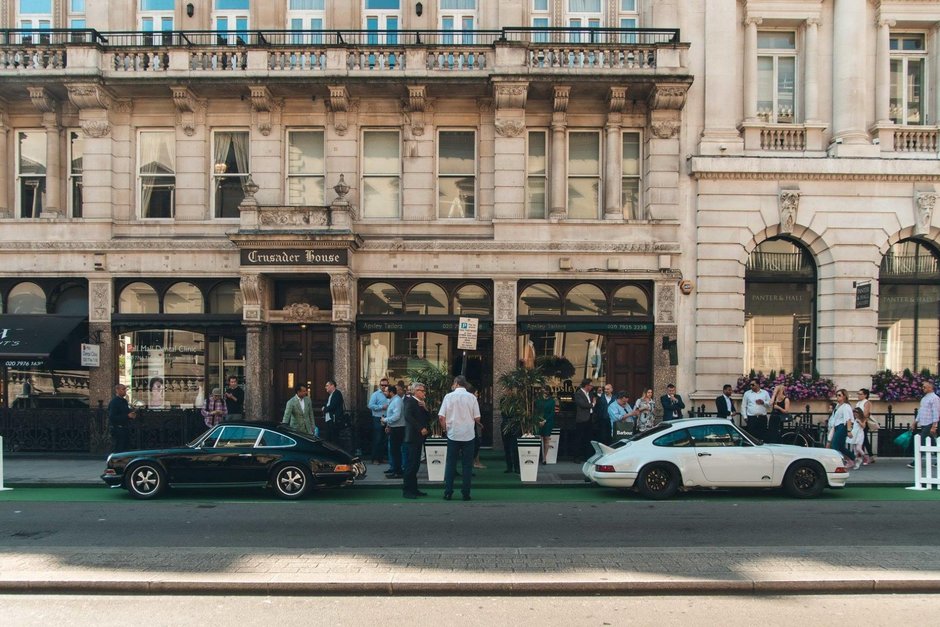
[321,379,344,443]
[593,383,615,444]
[660,383,685,421]
[402,382,430,499]
[574,378,595,460]
[715,384,739,423]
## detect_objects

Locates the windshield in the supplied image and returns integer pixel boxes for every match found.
[626,422,674,443]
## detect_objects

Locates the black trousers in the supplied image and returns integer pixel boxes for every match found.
[502,429,519,471]
[110,425,130,453]
[402,442,423,496]
[746,415,768,441]
[576,420,593,459]
[388,427,405,474]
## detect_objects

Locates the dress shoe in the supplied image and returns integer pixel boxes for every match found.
[402,493,417,499]
[416,490,428,497]
[391,473,403,479]
[443,493,452,501]
[462,494,472,501]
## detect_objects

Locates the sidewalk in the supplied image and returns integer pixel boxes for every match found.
[0,454,918,488]
[1,545,939,595]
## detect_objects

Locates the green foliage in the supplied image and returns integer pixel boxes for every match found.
[404,363,452,435]
[535,355,575,380]
[498,365,548,436]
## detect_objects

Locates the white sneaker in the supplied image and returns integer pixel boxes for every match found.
[854,460,863,470]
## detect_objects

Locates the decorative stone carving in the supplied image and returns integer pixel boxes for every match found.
[915,192,937,236]
[657,283,676,324]
[90,282,110,323]
[553,86,570,113]
[81,120,112,138]
[477,98,493,114]
[360,240,681,253]
[259,207,329,227]
[494,280,517,324]
[248,85,282,136]
[402,85,427,136]
[327,85,350,136]
[112,99,133,114]
[66,83,113,110]
[494,82,528,110]
[650,119,681,138]
[778,189,801,233]
[329,273,352,308]
[240,274,263,307]
[607,86,627,113]
[27,86,56,113]
[494,119,525,137]
[648,84,689,111]
[285,302,320,321]
[170,85,205,137]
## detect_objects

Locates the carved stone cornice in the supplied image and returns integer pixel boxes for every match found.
[27,86,56,113]
[778,189,800,233]
[494,119,525,138]
[359,240,681,254]
[0,240,238,250]
[327,85,350,136]
[248,85,282,136]
[170,85,205,137]
[81,120,112,138]
[248,85,274,112]
[269,303,331,324]
[402,84,427,137]
[171,85,198,113]
[66,83,113,110]
[258,206,329,228]
[915,191,937,236]
[329,272,354,322]
[240,274,262,307]
[650,119,680,139]
[607,87,627,113]
[553,86,570,113]
[648,84,689,111]
[494,82,528,110]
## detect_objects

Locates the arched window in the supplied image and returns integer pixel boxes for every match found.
[611,285,650,317]
[406,283,448,315]
[359,282,403,315]
[518,283,561,316]
[745,238,816,374]
[53,285,88,315]
[8,282,46,314]
[878,239,940,372]
[208,282,243,314]
[453,284,491,316]
[164,282,204,314]
[565,283,606,316]
[119,282,159,314]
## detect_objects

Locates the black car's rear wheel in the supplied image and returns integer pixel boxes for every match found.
[125,463,166,500]
[636,463,680,500]
[272,464,311,500]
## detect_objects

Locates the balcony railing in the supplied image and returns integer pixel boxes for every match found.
[0,27,685,76]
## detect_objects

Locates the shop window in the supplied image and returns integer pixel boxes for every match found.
[69,131,84,218]
[120,330,206,409]
[611,285,649,317]
[362,130,401,218]
[527,131,547,219]
[164,282,205,314]
[454,284,491,316]
[890,34,927,125]
[757,31,798,123]
[208,282,243,314]
[438,130,476,219]
[139,130,176,219]
[8,282,46,314]
[359,283,404,315]
[567,131,600,219]
[286,130,325,205]
[53,286,88,316]
[565,283,606,316]
[16,131,46,219]
[406,283,448,315]
[878,239,940,373]
[518,331,606,384]
[360,330,451,385]
[209,334,246,392]
[745,238,816,374]
[519,283,561,316]
[212,130,250,218]
[119,282,159,314]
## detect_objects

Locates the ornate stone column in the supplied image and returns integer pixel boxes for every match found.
[653,281,678,403]
[831,0,873,148]
[742,16,761,122]
[329,272,355,406]
[875,18,893,124]
[804,18,821,123]
[27,88,58,217]
[491,279,518,452]
[87,279,114,409]
[493,81,528,219]
[548,86,569,221]
[604,87,626,220]
[240,273,270,420]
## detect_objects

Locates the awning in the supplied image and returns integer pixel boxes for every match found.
[0,315,87,364]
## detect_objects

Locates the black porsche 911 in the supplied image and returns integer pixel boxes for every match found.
[101,422,366,500]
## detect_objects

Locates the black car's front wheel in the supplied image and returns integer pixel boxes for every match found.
[125,462,166,500]
[272,464,311,500]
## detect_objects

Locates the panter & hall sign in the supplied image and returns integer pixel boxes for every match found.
[240,248,348,266]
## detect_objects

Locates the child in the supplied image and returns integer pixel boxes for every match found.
[848,407,869,469]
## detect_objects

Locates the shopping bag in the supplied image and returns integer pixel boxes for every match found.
[893,430,913,449]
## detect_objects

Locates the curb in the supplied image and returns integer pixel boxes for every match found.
[1,578,939,596]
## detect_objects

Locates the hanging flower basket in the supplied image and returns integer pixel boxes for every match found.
[871,369,938,402]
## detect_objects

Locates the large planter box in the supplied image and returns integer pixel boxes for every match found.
[424,437,448,482]
[517,436,542,483]
[546,428,561,464]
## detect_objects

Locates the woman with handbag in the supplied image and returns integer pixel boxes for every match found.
[856,388,876,463]
[767,384,790,444]
[829,389,855,466]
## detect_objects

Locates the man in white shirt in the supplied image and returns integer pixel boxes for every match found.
[742,380,771,441]
[438,375,481,501]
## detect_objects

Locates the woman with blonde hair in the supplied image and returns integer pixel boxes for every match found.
[634,388,656,433]
[767,384,790,443]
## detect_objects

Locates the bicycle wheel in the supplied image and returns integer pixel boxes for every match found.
[780,430,812,447]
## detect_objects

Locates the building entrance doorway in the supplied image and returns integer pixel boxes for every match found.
[273,325,333,418]
[607,336,653,398]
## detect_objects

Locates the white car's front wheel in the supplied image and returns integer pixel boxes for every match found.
[636,463,680,500]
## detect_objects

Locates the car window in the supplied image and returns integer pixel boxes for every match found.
[628,422,673,443]
[215,426,262,448]
[653,428,692,447]
[200,426,224,448]
[689,424,746,447]
[257,430,296,448]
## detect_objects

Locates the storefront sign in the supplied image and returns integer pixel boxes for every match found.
[3,359,44,368]
[357,320,493,333]
[80,343,100,367]
[240,248,348,266]
[855,282,871,309]
[518,321,653,333]
[457,317,479,351]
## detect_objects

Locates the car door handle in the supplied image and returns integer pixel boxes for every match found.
[697,452,711,457]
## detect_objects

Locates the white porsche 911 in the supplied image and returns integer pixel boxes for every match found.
[582,418,849,499]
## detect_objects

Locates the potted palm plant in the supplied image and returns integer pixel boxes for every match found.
[498,364,547,483]
[406,364,452,482]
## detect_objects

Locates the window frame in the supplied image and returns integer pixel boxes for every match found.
[440,0,477,45]
[437,128,477,220]
[526,129,548,219]
[364,0,401,45]
[211,129,250,219]
[137,129,177,220]
[139,0,175,45]
[285,129,326,206]
[566,0,603,43]
[360,128,402,219]
[15,129,47,220]
[213,0,250,45]
[622,130,641,220]
[889,32,928,126]
[17,0,53,41]
[287,0,325,44]
[756,29,799,124]
[566,129,602,220]
[68,130,84,219]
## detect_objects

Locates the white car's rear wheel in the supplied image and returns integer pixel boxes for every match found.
[636,463,680,500]
[783,461,826,498]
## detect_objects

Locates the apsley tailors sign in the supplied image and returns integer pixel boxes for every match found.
[241,248,348,266]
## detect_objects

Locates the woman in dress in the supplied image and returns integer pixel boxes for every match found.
[767,384,790,444]
[829,389,855,465]
[856,388,875,463]
[849,407,869,468]
[634,388,656,433]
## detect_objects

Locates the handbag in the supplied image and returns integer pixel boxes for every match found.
[867,418,880,432]
[893,430,913,449]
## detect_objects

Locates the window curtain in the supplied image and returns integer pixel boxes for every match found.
[230,131,250,190]
[140,134,162,217]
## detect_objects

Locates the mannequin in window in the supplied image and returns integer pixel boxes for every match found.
[447,191,465,218]
[589,338,603,379]
[362,337,389,390]
[523,339,536,369]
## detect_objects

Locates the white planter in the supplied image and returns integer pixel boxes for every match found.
[517,436,542,483]
[546,428,561,464]
[424,438,448,482]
